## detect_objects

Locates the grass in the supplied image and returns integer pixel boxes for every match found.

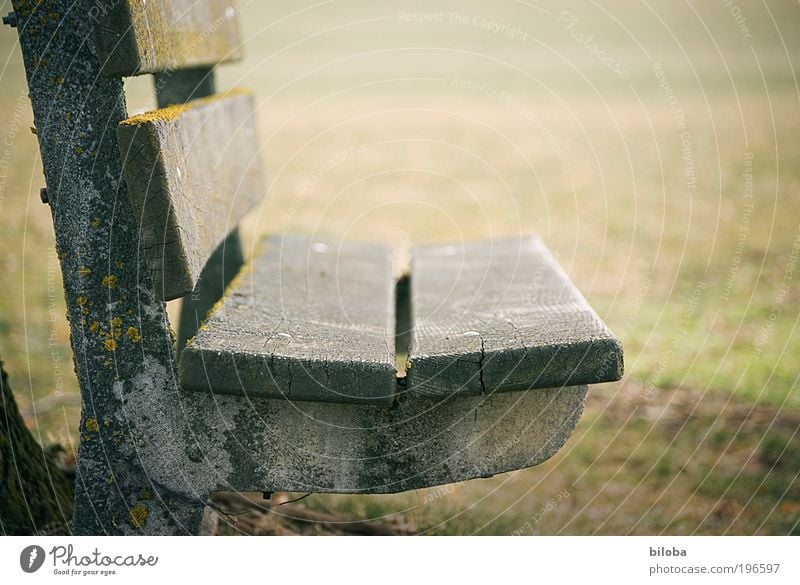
[0,0,798,534]
[262,382,800,535]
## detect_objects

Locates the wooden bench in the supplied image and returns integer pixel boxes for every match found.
[9,0,622,534]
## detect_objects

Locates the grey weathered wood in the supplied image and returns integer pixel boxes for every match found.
[92,0,242,77]
[12,0,205,535]
[407,236,623,396]
[150,68,248,355]
[124,383,589,495]
[180,236,397,405]
[117,90,266,301]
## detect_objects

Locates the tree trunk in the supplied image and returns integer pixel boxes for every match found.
[0,354,74,534]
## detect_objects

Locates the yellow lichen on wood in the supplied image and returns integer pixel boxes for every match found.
[126,327,142,343]
[110,318,123,340]
[103,338,117,352]
[129,504,149,529]
[85,418,100,433]
[126,0,241,73]
[102,274,118,288]
[119,88,251,127]
[78,266,92,277]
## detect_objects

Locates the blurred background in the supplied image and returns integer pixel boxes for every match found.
[0,0,798,534]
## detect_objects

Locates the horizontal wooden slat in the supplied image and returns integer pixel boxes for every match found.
[407,236,623,396]
[117,90,266,300]
[93,0,242,76]
[180,236,397,405]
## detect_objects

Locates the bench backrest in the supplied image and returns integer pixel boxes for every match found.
[117,90,265,300]
[93,0,242,76]
[95,0,266,302]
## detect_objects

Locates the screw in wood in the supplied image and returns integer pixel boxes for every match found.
[2,11,18,27]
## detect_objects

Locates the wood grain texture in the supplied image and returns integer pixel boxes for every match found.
[180,236,397,405]
[93,0,242,76]
[406,236,623,396]
[117,90,266,301]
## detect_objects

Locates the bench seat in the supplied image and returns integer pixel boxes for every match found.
[180,235,622,406]
[406,236,623,397]
[180,235,397,405]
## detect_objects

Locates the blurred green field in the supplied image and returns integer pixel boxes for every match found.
[0,0,798,534]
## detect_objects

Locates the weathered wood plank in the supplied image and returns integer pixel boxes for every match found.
[407,236,623,396]
[102,375,586,497]
[180,236,397,405]
[147,67,247,354]
[92,0,242,76]
[163,384,589,494]
[117,90,266,301]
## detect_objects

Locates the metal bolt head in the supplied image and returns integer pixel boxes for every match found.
[2,11,18,28]
[40,187,49,204]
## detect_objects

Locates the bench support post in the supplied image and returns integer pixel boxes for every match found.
[11,0,204,534]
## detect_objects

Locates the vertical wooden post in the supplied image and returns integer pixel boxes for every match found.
[10,0,204,534]
[154,67,217,107]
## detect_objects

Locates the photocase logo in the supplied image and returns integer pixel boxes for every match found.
[20,545,46,573]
